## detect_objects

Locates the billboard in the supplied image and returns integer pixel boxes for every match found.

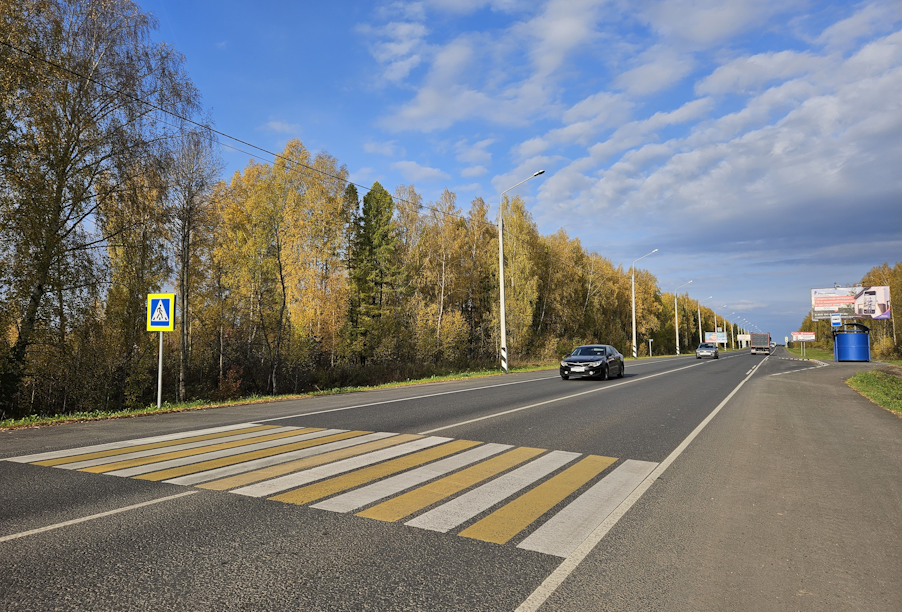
[811,286,891,321]
[791,331,816,342]
[737,334,751,342]
[705,332,728,344]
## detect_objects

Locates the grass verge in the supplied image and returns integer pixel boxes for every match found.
[0,364,557,431]
[786,346,835,361]
[846,369,902,416]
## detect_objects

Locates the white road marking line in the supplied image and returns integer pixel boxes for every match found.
[4,423,257,464]
[230,436,453,498]
[58,426,302,470]
[0,491,198,543]
[104,429,347,478]
[311,443,513,513]
[405,450,580,533]
[418,360,709,435]
[517,459,657,557]
[163,431,395,486]
[515,356,769,612]
[253,376,560,424]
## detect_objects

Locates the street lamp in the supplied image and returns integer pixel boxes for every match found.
[672,280,692,355]
[631,249,658,358]
[725,311,735,349]
[498,169,545,373]
[698,296,712,343]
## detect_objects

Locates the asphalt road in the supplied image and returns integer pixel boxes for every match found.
[1,348,899,611]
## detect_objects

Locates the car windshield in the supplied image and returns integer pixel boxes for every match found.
[572,346,605,357]
[698,343,715,349]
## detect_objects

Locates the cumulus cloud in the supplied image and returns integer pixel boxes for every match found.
[461,165,489,177]
[391,160,451,182]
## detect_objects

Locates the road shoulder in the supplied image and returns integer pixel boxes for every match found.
[541,358,902,611]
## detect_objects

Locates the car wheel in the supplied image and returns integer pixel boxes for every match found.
[561,374,569,380]
[715,354,719,359]
[618,363,625,378]
[696,355,701,359]
[600,365,609,381]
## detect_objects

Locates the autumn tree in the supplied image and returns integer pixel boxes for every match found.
[0,0,199,417]
[166,127,221,401]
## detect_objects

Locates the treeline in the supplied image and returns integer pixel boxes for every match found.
[0,0,732,419]
[797,262,901,358]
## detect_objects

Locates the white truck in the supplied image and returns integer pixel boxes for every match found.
[750,332,771,355]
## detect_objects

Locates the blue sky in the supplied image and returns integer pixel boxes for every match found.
[141,0,902,342]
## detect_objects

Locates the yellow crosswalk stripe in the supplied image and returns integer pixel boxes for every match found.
[198,434,422,491]
[357,446,544,522]
[132,430,372,482]
[78,428,320,473]
[32,425,278,467]
[457,454,617,544]
[269,439,481,506]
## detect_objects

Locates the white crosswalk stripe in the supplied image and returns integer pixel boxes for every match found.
[405,450,580,533]
[311,443,513,513]
[230,436,453,498]
[5,423,659,556]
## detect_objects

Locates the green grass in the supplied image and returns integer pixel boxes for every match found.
[785,346,835,361]
[0,363,557,430]
[847,370,902,415]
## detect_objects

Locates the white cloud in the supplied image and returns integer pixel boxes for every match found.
[455,138,496,164]
[364,140,405,156]
[452,182,483,192]
[816,2,902,51]
[695,51,826,95]
[359,20,430,83]
[638,0,797,46]
[562,92,632,126]
[258,121,302,134]
[461,165,489,177]
[391,160,451,182]
[614,47,695,95]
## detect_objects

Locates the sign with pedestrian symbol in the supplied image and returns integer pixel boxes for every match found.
[146,294,175,332]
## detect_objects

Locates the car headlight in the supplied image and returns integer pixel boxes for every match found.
[560,361,569,367]
[587,360,603,367]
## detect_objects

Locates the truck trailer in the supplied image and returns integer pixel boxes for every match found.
[750,332,771,355]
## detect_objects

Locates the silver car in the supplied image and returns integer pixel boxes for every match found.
[696,342,719,359]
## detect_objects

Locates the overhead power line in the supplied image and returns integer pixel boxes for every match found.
[0,38,499,228]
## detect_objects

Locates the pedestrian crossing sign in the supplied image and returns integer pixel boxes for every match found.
[147,294,175,332]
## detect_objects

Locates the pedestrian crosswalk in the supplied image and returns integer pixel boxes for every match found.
[6,423,657,558]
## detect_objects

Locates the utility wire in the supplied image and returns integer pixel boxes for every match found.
[0,39,496,228]
[2,40,596,278]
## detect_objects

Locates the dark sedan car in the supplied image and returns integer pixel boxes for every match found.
[560,344,624,380]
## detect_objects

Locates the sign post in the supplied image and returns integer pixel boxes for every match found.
[791,331,816,358]
[147,294,175,409]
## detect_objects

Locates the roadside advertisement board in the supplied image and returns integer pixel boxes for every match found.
[705,332,728,344]
[811,286,891,321]
[737,334,751,342]
[791,331,816,342]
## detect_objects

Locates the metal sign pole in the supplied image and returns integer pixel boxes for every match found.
[157,331,164,409]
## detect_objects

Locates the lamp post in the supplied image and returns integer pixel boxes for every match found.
[631,249,658,358]
[697,296,712,343]
[673,280,692,355]
[498,170,545,373]
[720,304,736,350]
[725,311,735,350]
